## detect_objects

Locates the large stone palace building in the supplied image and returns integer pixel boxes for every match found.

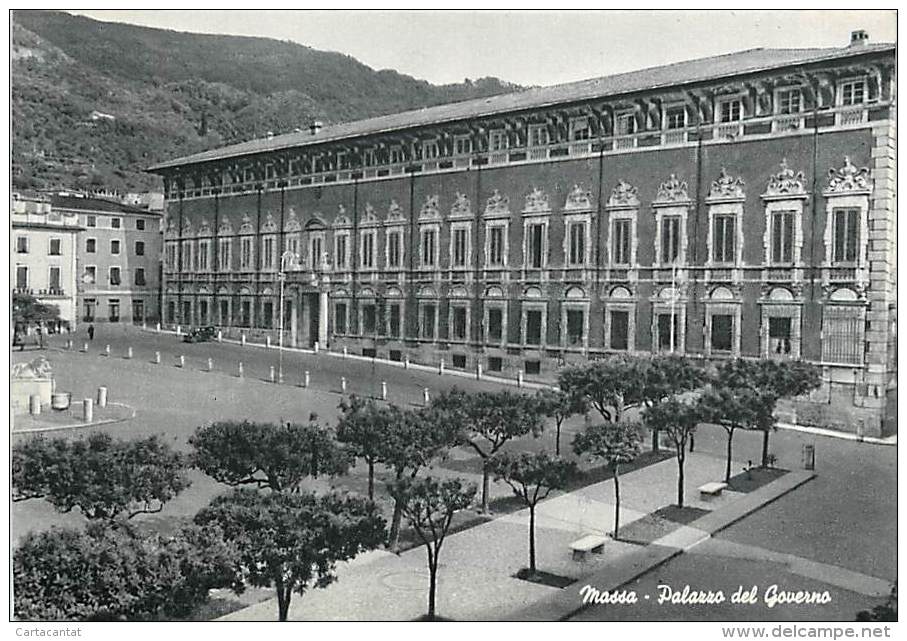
[149,31,896,435]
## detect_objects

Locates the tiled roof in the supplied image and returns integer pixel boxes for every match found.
[50,194,158,215]
[148,42,894,172]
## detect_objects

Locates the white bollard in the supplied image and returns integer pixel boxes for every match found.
[381,381,388,401]
[83,398,94,423]
[238,362,244,378]
[66,339,73,350]
[178,355,185,368]
[241,333,246,346]
[29,394,41,416]
[304,370,310,388]
[156,322,161,332]
[517,369,524,387]
[342,346,348,358]
[340,376,347,393]
[270,366,276,383]
[97,386,108,408]
[404,356,410,369]
[439,359,445,376]
[266,336,272,348]
[142,321,147,330]
[476,363,483,380]
[104,344,110,356]
[423,388,430,406]
[313,341,319,354]
[125,346,133,359]
[207,358,214,372]
[217,330,223,343]
[81,342,88,353]
[154,351,161,364]
[176,325,182,336]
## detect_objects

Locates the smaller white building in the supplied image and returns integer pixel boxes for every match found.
[11,194,82,325]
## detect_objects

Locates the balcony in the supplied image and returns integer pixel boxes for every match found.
[837,107,867,126]
[527,147,548,161]
[488,152,508,165]
[662,130,687,145]
[715,122,743,139]
[569,141,592,156]
[614,135,637,150]
[828,267,858,282]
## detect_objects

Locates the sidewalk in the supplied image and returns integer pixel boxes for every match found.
[219,450,806,621]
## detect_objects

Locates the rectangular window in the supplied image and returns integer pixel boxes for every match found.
[198,241,209,271]
[219,238,232,271]
[135,241,145,256]
[665,105,686,130]
[240,237,253,270]
[84,266,97,284]
[219,300,229,325]
[769,317,792,355]
[661,216,681,264]
[310,235,323,269]
[362,304,377,334]
[110,217,121,229]
[421,304,437,340]
[612,219,631,265]
[570,117,591,141]
[525,309,543,345]
[49,238,61,255]
[262,237,276,270]
[386,230,402,268]
[487,308,503,342]
[136,218,146,231]
[86,215,96,228]
[841,79,866,106]
[527,223,544,269]
[566,309,584,346]
[713,215,736,263]
[452,227,469,268]
[261,301,274,329]
[488,356,503,372]
[657,313,680,351]
[455,136,472,155]
[390,147,403,164]
[111,239,121,255]
[16,266,28,289]
[488,226,505,266]
[719,98,743,122]
[422,140,439,159]
[16,236,28,253]
[568,222,586,266]
[360,231,375,269]
[452,306,468,340]
[335,303,348,334]
[529,125,549,147]
[109,267,121,286]
[134,300,146,323]
[616,112,636,135]
[833,208,860,264]
[609,310,629,350]
[48,267,61,291]
[240,301,251,328]
[489,130,507,151]
[286,235,300,258]
[771,211,795,264]
[711,314,733,352]
[108,299,120,323]
[421,228,437,268]
[388,303,401,338]
[822,306,863,364]
[777,89,802,114]
[134,267,146,286]
[335,234,348,270]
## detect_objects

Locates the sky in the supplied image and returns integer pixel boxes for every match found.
[69,9,897,87]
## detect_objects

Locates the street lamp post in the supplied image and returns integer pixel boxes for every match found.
[278,250,299,384]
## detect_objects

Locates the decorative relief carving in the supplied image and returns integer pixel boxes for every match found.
[826,157,871,193]
[484,189,510,216]
[361,203,379,225]
[523,187,550,213]
[563,184,593,211]
[197,219,212,236]
[284,207,301,232]
[655,174,690,203]
[419,194,441,220]
[765,158,807,197]
[218,218,233,234]
[386,199,405,222]
[607,180,639,208]
[450,192,472,218]
[239,214,255,234]
[708,168,745,200]
[261,213,278,233]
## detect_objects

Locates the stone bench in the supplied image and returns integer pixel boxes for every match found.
[569,534,608,561]
[698,482,728,500]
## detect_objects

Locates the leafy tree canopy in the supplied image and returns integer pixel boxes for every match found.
[489,451,576,507]
[13,292,61,325]
[12,433,189,520]
[572,420,643,467]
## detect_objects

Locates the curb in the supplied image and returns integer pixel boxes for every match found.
[11,401,137,434]
[775,421,896,446]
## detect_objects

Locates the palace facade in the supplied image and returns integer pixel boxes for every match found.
[149,31,896,435]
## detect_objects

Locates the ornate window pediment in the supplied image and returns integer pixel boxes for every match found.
[449,192,472,218]
[238,214,255,235]
[484,189,511,217]
[197,219,212,237]
[654,174,690,204]
[419,194,441,220]
[708,168,746,201]
[284,207,301,232]
[449,285,469,298]
[825,157,871,194]
[607,180,639,208]
[523,187,550,214]
[332,213,351,228]
[361,203,379,226]
[165,218,178,237]
[563,184,594,212]
[218,218,233,235]
[386,199,405,223]
[181,218,192,234]
[305,214,327,230]
[261,212,278,233]
[764,159,807,198]
[484,285,505,298]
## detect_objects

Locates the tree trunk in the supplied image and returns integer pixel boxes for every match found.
[676,445,685,508]
[388,497,404,552]
[275,584,291,622]
[761,429,770,467]
[427,549,438,619]
[367,459,375,501]
[652,427,660,452]
[725,428,735,483]
[480,461,490,513]
[612,463,621,539]
[528,504,536,572]
[555,422,561,456]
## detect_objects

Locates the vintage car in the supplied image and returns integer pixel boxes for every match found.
[182,326,217,343]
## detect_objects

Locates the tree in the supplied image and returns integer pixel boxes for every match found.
[12,433,189,521]
[12,292,61,326]
[432,389,544,513]
[195,488,386,621]
[489,452,575,573]
[557,355,649,423]
[189,419,350,492]
[336,395,395,501]
[388,476,477,620]
[644,397,702,507]
[572,421,642,539]
[534,388,588,456]
[641,355,708,450]
[13,521,240,621]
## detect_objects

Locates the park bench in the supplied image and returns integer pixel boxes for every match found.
[569,534,608,561]
[698,482,728,500]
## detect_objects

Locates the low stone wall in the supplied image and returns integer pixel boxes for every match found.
[11,378,53,415]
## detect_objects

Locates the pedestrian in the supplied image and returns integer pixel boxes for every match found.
[88,323,95,341]
[689,433,695,452]
[37,322,46,350]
